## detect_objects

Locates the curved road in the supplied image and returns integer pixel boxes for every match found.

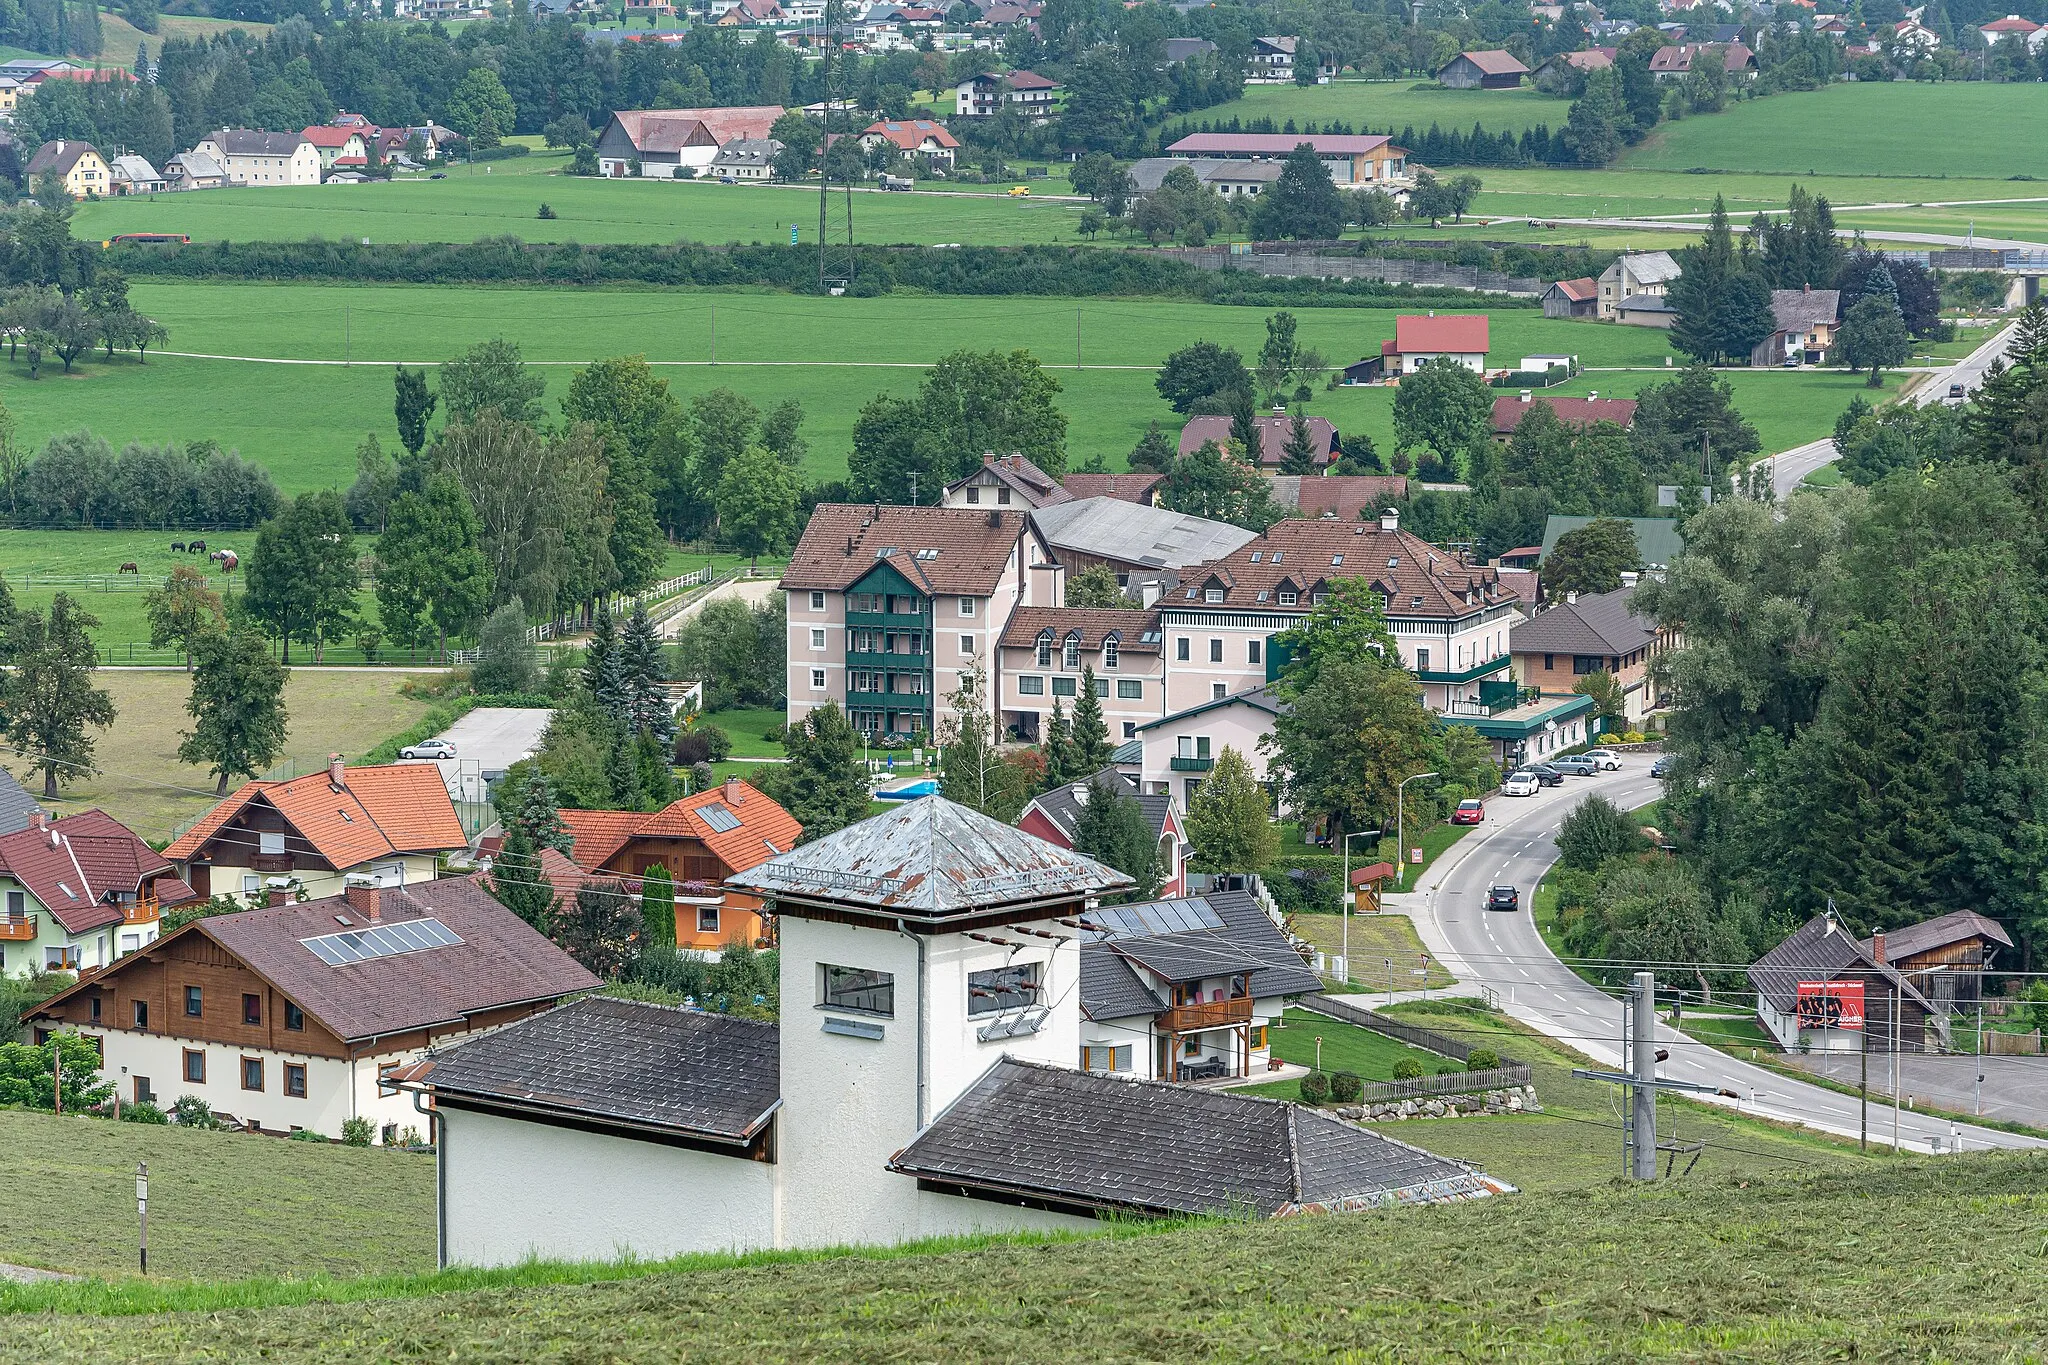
[1391,757,2045,1153]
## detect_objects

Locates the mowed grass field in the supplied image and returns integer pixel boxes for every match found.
[0,1110,434,1280]
[1182,79,1576,136]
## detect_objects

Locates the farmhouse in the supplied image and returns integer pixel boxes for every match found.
[1648,42,1757,78]
[31,875,595,1137]
[1129,156,1287,199]
[552,780,800,953]
[161,151,226,190]
[1542,277,1600,319]
[1750,286,1841,366]
[194,130,321,186]
[1436,49,1530,88]
[106,154,165,195]
[1021,769,1189,898]
[1246,35,1299,82]
[1597,251,1681,321]
[857,118,960,168]
[404,798,1503,1268]
[24,139,109,198]
[1177,412,1340,470]
[594,106,785,178]
[163,757,470,903]
[0,811,196,980]
[299,124,368,172]
[1381,313,1490,376]
[1507,584,1671,728]
[1860,911,2012,1013]
[1747,910,1937,1054]
[708,138,780,180]
[1162,132,1408,188]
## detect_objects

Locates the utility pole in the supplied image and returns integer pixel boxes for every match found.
[1395,771,1437,891]
[1860,1018,1868,1153]
[1892,979,1901,1151]
[1631,970,1657,1181]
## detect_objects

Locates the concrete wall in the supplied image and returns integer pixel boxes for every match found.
[441,1106,779,1267]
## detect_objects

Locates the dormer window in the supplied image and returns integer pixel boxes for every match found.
[1204,587,1224,604]
[1036,629,1053,668]
[1279,590,1297,606]
[1063,632,1082,671]
[1103,634,1120,670]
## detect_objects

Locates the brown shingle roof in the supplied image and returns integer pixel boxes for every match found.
[782,504,1033,596]
[1271,474,1410,521]
[1177,414,1337,468]
[1060,472,1162,505]
[1509,586,1654,657]
[164,763,468,868]
[1490,395,1639,435]
[0,810,193,935]
[999,606,1162,652]
[1447,49,1530,75]
[949,452,1071,507]
[1174,519,1507,620]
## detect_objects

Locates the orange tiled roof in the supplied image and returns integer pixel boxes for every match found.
[556,781,802,879]
[164,764,467,868]
[558,809,652,871]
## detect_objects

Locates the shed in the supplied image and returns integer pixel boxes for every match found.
[1435,50,1530,89]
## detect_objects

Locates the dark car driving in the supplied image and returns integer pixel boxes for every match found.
[1651,755,1674,779]
[1487,885,1519,912]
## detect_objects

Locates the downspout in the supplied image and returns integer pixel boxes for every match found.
[410,1088,445,1269]
[896,918,928,1128]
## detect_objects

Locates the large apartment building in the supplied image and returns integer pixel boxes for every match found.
[782,504,1062,739]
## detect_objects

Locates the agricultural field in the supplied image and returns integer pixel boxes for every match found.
[1470,166,2048,228]
[1182,79,1575,137]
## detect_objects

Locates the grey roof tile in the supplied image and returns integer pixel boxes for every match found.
[1747,912,1934,1014]
[0,768,44,837]
[1081,890,1322,1015]
[1510,586,1657,657]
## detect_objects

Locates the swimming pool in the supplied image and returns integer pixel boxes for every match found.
[876,780,938,800]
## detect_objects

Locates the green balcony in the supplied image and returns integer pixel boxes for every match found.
[1170,756,1214,772]
[1414,654,1514,686]
[845,651,930,671]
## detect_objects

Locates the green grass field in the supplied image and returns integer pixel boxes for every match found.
[0,1110,433,1280]
[1471,166,2048,224]
[1288,912,1458,990]
[1185,79,1576,137]
[1266,1004,1451,1080]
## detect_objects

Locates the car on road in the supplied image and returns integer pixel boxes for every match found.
[429,171,447,179]
[1651,755,1674,779]
[880,175,913,190]
[399,739,457,760]
[1486,885,1519,912]
[1950,382,1968,401]
[1581,748,1622,771]
[1550,756,1598,777]
[718,175,737,184]
[1451,797,1485,825]
[1006,186,1031,197]
[1501,770,1540,797]
[1524,763,1565,786]
[1781,357,1800,368]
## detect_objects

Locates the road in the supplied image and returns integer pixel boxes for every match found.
[1757,321,2020,497]
[1546,216,2046,252]
[395,706,551,803]
[1787,1051,2048,1130]
[1391,758,2046,1153]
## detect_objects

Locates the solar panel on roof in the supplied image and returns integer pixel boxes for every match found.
[301,916,463,966]
[700,803,742,833]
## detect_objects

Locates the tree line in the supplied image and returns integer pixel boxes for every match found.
[0,422,284,530]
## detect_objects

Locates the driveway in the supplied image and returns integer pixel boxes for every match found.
[395,706,552,803]
[657,576,779,638]
[1783,1051,2048,1131]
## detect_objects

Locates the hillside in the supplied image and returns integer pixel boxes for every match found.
[2,1154,2041,1361]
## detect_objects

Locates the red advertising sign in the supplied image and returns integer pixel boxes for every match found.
[1796,980,1865,1032]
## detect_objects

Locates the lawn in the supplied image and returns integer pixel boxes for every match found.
[1184,79,1576,137]
[1527,365,1904,455]
[1288,911,1458,991]
[1469,166,2048,227]
[697,707,789,758]
[1265,1003,1453,1080]
[0,1109,434,1280]
[1621,82,2048,180]
[1381,817,1475,893]
[25,668,440,839]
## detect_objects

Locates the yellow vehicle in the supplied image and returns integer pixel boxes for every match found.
[1006,186,1031,197]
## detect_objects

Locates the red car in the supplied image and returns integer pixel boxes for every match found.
[1451,798,1484,825]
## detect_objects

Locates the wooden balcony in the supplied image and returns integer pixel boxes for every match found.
[1158,996,1253,1033]
[0,914,36,943]
[249,854,294,874]
[121,893,161,925]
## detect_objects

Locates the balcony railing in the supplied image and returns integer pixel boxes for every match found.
[120,893,161,925]
[1169,756,1214,772]
[1443,686,1543,719]
[1158,996,1253,1032]
[0,914,36,942]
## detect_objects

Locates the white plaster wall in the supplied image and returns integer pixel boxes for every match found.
[1139,705,1274,805]
[85,1031,419,1137]
[441,1107,777,1267]
[202,854,440,904]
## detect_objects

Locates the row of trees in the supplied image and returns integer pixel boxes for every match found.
[0,423,285,530]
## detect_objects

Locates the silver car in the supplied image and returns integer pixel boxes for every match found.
[400,738,457,760]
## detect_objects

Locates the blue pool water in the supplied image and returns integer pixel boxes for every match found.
[876,780,939,800]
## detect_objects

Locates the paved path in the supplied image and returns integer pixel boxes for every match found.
[396,706,551,801]
[656,575,778,638]
[1784,1051,2048,1131]
[1392,759,2045,1154]
[0,1261,77,1283]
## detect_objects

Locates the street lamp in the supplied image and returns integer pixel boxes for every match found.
[1396,771,1439,892]
[1339,827,1380,986]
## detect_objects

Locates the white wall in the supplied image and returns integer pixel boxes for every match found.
[1139,702,1275,807]
[85,1030,420,1138]
[202,853,440,905]
[441,1106,778,1267]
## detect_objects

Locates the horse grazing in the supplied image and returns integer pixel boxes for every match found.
[213,550,239,572]
[170,542,186,553]
[118,562,139,574]
[187,539,207,555]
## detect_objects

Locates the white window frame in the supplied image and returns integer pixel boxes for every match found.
[958,597,975,617]
[810,591,825,610]
[810,668,828,690]
[810,628,827,650]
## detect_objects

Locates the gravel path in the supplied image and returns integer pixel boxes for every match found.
[0,1262,78,1283]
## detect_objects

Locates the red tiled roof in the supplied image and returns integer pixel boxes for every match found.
[862,119,961,150]
[1282,474,1410,521]
[557,810,651,871]
[1060,472,1162,505]
[557,782,801,878]
[1393,314,1489,355]
[1174,519,1509,620]
[1981,15,2040,30]
[999,606,1163,652]
[300,125,361,148]
[1490,395,1638,435]
[1549,276,1598,302]
[608,106,784,153]
[1177,414,1337,467]
[164,764,468,868]
[0,810,193,935]
[783,504,1034,595]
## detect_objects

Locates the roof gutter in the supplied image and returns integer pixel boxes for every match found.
[897,917,928,1129]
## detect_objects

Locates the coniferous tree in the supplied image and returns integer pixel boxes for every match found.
[488,828,557,932]
[556,879,642,979]
[1279,409,1319,475]
[505,767,572,853]
[639,861,676,950]
[1068,666,1114,775]
[1039,695,1075,790]
[1070,775,1161,903]
[620,604,674,748]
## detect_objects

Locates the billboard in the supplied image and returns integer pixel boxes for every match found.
[1796,980,1865,1032]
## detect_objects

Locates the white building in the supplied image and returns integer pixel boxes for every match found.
[29,876,596,1138]
[409,797,1503,1267]
[1597,251,1682,321]
[194,129,322,186]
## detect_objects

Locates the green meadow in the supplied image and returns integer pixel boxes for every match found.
[1181,79,1576,137]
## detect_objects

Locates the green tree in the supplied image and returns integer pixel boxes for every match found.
[561,355,681,590]
[178,626,289,795]
[1184,745,1278,874]
[757,703,870,843]
[472,599,537,695]
[1064,564,1133,609]
[1128,422,1175,474]
[487,827,557,932]
[936,666,1034,822]
[345,433,399,532]
[393,365,438,460]
[620,605,674,749]
[1256,310,1299,404]
[1557,792,1646,872]
[244,490,359,665]
[1069,775,1161,902]
[1,595,116,798]
[556,879,642,978]
[1839,294,1912,388]
[714,444,801,568]
[445,67,516,148]
[1155,341,1250,414]
[1630,363,1762,485]
[639,861,676,950]
[1265,655,1436,841]
[1541,518,1641,598]
[0,1032,113,1112]
[1158,439,1281,532]
[1392,357,1492,468]
[1669,195,1775,365]
[376,474,491,660]
[1250,142,1346,240]
[1574,669,1628,731]
[1270,578,1399,695]
[440,338,546,427]
[144,564,224,672]
[1562,65,1627,166]
[1278,409,1319,475]
[502,765,572,854]
[1068,666,1114,774]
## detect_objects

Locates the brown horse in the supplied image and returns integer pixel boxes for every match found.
[118,562,139,574]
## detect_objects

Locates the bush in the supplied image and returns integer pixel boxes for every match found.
[1437,1065,1462,1076]
[1298,1070,1331,1104]
[169,1094,223,1129]
[339,1116,375,1147]
[689,761,715,792]
[1466,1048,1501,1072]
[1329,1070,1363,1103]
[1620,731,1645,744]
[1391,1058,1424,1081]
[119,1100,170,1124]
[674,724,733,766]
[537,203,557,220]
[469,144,531,162]
[289,1127,330,1143]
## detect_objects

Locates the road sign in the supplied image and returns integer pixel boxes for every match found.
[1410,847,1422,864]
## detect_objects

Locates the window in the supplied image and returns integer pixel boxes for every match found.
[1123,722,1138,738]
[47,945,80,971]
[1090,677,1109,697]
[1249,640,1262,665]
[284,1001,304,1031]
[698,904,720,933]
[1178,736,1213,759]
[1116,679,1143,699]
[1544,653,1554,670]
[1279,590,1298,606]
[1103,636,1120,670]
[810,628,827,650]
[1176,638,1190,661]
[965,485,980,503]
[133,998,149,1029]
[133,1076,154,1105]
[1211,682,1227,700]
[258,831,286,856]
[960,634,975,655]
[958,597,975,618]
[1573,655,1604,676]
[1417,648,1431,672]
[968,962,1041,1015]
[183,1049,205,1083]
[1035,630,1053,668]
[810,669,827,690]
[242,875,260,896]
[285,1064,307,1098]
[1209,639,1223,662]
[1052,677,1076,697]
[89,994,101,1022]
[810,591,825,611]
[997,487,1012,505]
[243,993,261,1026]
[1249,1024,1269,1050]
[822,964,895,1017]
[1080,1044,1132,1073]
[1205,587,1223,604]
[1063,633,1081,670]
[1019,675,1045,695]
[241,1057,264,1092]
[5,889,21,917]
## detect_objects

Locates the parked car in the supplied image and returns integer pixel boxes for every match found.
[1550,756,1598,777]
[429,171,447,179]
[1486,885,1520,912]
[1525,764,1565,786]
[400,738,457,760]
[1501,771,1540,797]
[1651,755,1674,779]
[718,175,737,184]
[1451,798,1485,825]
[1581,748,1623,771]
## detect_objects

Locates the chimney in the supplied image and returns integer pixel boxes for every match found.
[31,810,45,831]
[723,778,743,806]
[987,509,1002,527]
[1379,507,1399,532]
[981,450,995,465]
[1871,930,1886,966]
[343,874,382,922]
[265,876,292,908]
[1802,282,1811,295]
[328,753,345,788]
[1519,389,1532,403]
